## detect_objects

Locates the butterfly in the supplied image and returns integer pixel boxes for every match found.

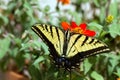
[32,23,110,79]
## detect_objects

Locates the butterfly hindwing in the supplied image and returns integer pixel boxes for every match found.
[66,33,110,60]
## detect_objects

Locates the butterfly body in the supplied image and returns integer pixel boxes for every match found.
[32,24,110,71]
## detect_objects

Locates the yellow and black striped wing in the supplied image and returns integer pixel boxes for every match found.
[66,34,110,58]
[32,24,64,58]
[64,34,110,68]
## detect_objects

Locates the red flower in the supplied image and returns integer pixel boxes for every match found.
[61,21,96,37]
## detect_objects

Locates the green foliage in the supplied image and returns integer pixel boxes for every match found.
[0,37,10,59]
[83,59,93,74]
[108,20,120,38]
[109,0,118,18]
[91,71,104,80]
[0,0,120,80]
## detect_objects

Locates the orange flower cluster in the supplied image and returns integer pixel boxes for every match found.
[58,0,70,5]
[61,21,96,37]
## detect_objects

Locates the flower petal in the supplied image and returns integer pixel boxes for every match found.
[58,0,70,5]
[61,22,70,30]
[83,30,96,37]
[61,21,96,37]
[70,21,78,29]
[79,23,87,30]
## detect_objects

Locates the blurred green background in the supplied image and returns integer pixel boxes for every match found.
[0,0,120,80]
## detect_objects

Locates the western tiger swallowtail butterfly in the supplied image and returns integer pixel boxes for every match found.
[32,23,110,79]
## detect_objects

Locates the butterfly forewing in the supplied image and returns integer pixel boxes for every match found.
[32,24,64,56]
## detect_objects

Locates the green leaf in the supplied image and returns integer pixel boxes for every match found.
[93,0,100,7]
[23,53,31,59]
[0,14,9,25]
[91,71,104,80]
[33,56,45,70]
[20,42,32,51]
[9,48,19,57]
[109,0,118,18]
[15,51,25,69]
[7,1,16,10]
[114,68,120,77]
[0,37,10,59]
[29,65,42,80]
[40,42,49,55]
[83,59,92,74]
[88,22,103,31]
[28,39,49,55]
[108,21,120,38]
[33,56,45,65]
[23,0,35,25]
[100,7,105,23]
[15,9,21,16]
[20,40,41,51]
[14,38,22,46]
[108,54,119,76]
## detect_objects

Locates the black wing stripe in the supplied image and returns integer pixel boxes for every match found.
[63,31,69,55]
[89,38,94,44]
[50,25,53,38]
[55,27,62,53]
[65,30,70,40]
[94,40,101,45]
[69,46,110,66]
[55,27,61,43]
[81,36,88,46]
[70,35,82,49]
[78,46,110,58]
[65,30,69,38]
[41,24,45,30]
[73,35,82,46]
[45,24,48,31]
